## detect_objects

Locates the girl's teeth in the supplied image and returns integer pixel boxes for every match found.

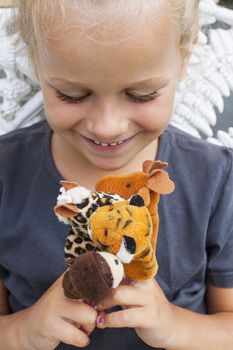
[93,140,124,147]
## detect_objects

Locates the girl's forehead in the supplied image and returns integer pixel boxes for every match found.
[35,30,180,91]
[34,2,182,86]
[37,19,177,68]
[36,3,177,63]
[35,1,176,52]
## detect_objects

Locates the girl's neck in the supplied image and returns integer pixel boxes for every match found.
[51,135,159,190]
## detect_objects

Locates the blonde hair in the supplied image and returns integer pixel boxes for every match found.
[14,0,200,54]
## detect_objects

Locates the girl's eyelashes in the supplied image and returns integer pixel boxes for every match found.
[55,90,92,104]
[126,91,159,103]
[55,89,159,104]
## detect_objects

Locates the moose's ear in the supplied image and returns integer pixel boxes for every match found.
[146,170,175,194]
[54,204,79,218]
[60,181,78,191]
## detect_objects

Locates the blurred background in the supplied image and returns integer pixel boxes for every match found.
[220,0,233,7]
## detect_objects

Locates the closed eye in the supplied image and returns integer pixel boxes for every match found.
[55,89,159,104]
[125,91,159,103]
[55,90,91,104]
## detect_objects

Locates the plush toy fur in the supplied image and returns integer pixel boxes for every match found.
[54,182,124,263]
[55,160,174,300]
[63,251,124,303]
[88,195,158,281]
[95,160,175,252]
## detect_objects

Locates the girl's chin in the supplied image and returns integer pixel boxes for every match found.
[84,153,136,172]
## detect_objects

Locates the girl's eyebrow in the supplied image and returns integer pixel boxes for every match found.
[128,77,169,87]
[48,77,170,89]
[48,78,86,87]
[127,77,170,89]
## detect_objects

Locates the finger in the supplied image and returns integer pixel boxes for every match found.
[62,300,97,326]
[66,320,95,336]
[98,284,150,310]
[80,323,96,336]
[96,307,147,329]
[54,318,90,347]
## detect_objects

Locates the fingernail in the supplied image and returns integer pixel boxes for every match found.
[97,315,105,325]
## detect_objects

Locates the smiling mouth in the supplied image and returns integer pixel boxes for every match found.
[82,134,136,148]
[93,140,124,147]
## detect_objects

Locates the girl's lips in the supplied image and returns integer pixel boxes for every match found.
[81,134,136,153]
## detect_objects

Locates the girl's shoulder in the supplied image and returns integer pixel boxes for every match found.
[0,120,51,182]
[0,120,49,145]
[0,120,50,160]
[162,125,233,202]
[165,124,233,171]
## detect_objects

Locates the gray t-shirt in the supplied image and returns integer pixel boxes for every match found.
[0,121,233,350]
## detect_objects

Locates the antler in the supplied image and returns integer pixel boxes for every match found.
[143,160,168,174]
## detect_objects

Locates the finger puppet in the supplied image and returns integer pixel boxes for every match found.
[54,181,124,263]
[88,194,157,281]
[95,160,175,251]
[62,251,124,304]
[54,160,174,300]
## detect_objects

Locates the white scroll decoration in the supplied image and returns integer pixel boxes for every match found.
[0,8,43,135]
[172,0,233,147]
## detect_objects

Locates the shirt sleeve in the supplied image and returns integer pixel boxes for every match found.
[206,148,233,287]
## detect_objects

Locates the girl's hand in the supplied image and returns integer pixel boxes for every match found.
[18,274,98,350]
[96,279,176,349]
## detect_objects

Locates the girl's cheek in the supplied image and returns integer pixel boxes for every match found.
[134,102,171,129]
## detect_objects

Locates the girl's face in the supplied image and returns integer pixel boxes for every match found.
[34,6,190,172]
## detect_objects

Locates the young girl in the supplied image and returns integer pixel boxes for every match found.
[0,0,233,349]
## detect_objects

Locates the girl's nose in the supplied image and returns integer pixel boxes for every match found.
[85,100,129,141]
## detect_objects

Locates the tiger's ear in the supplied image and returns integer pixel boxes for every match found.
[60,181,78,191]
[54,204,79,218]
[146,170,175,194]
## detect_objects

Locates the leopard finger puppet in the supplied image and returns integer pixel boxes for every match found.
[54,181,125,264]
